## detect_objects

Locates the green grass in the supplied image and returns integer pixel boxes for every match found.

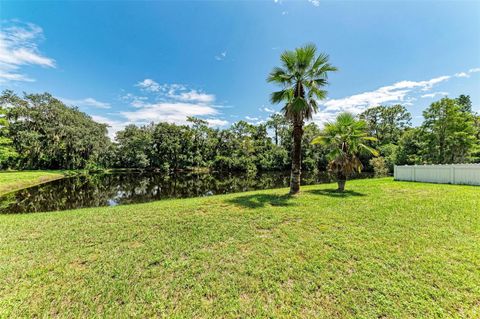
[0,178,479,318]
[0,170,66,196]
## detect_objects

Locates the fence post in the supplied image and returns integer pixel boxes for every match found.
[450,165,455,184]
[413,165,416,182]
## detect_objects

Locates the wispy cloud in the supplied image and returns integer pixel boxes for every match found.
[214,51,227,61]
[308,0,320,6]
[101,80,229,139]
[311,70,472,127]
[121,102,218,124]
[259,106,276,113]
[454,72,469,78]
[135,79,215,104]
[136,78,161,92]
[320,74,451,114]
[245,115,267,125]
[420,91,449,99]
[205,118,229,127]
[61,97,111,109]
[121,93,149,108]
[0,20,55,83]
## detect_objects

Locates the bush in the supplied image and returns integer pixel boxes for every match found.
[370,157,389,177]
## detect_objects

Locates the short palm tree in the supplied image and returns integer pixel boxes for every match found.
[312,112,378,191]
[267,44,337,194]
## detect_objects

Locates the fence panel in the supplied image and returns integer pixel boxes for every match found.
[394,164,480,186]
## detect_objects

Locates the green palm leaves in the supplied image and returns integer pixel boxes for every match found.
[267,44,337,122]
[312,112,378,177]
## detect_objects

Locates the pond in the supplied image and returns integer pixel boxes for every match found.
[0,171,373,213]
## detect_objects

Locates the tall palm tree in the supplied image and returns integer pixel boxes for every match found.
[267,44,337,194]
[312,112,379,191]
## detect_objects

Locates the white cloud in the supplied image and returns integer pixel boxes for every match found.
[308,0,320,6]
[420,92,449,99]
[61,97,111,109]
[244,116,266,125]
[136,79,161,92]
[121,93,149,108]
[214,51,227,61]
[455,72,469,78]
[468,67,480,73]
[91,115,126,140]
[0,21,55,83]
[173,89,215,104]
[320,74,451,114]
[311,72,460,127]
[205,118,229,127]
[120,102,219,126]
[104,82,229,139]
[259,106,275,113]
[135,80,215,104]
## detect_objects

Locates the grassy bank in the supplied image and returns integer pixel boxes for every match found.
[0,178,479,317]
[0,170,66,196]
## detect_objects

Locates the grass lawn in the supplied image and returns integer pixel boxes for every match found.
[0,178,479,318]
[0,170,66,196]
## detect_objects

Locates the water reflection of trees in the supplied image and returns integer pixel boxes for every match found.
[0,171,371,213]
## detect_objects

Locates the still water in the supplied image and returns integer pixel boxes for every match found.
[0,171,372,213]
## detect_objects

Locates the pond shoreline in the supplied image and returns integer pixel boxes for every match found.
[0,171,67,196]
[0,170,375,214]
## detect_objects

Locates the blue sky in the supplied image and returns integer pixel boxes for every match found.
[1,0,479,138]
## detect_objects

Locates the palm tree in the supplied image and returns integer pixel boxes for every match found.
[267,44,337,194]
[312,112,378,191]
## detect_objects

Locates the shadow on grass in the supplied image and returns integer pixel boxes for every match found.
[226,193,294,209]
[306,189,366,198]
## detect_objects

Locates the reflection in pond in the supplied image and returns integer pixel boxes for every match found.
[0,171,373,214]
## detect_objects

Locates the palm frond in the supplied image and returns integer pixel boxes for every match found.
[295,43,316,71]
[359,143,379,156]
[267,67,293,84]
[270,89,292,105]
[280,50,297,71]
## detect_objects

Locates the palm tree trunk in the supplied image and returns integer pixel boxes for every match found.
[337,172,346,192]
[290,122,303,194]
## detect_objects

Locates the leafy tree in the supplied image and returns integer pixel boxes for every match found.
[422,97,476,164]
[266,113,288,146]
[268,44,337,194]
[360,105,411,145]
[213,121,257,173]
[312,113,378,191]
[150,122,191,171]
[0,105,18,167]
[395,128,425,165]
[186,117,218,168]
[115,124,153,168]
[1,90,111,169]
[456,94,472,113]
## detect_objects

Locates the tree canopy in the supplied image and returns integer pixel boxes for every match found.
[0,90,478,173]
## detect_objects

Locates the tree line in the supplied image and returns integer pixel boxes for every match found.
[0,89,478,175]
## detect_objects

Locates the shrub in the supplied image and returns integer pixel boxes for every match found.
[370,157,389,177]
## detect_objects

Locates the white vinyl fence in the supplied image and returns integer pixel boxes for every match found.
[394,164,480,186]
